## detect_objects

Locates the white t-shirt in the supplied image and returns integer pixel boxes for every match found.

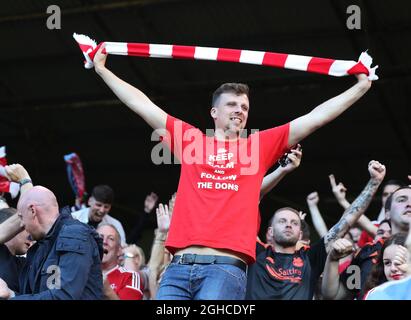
[71,207,127,245]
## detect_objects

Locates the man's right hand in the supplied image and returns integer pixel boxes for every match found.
[328,238,354,261]
[280,144,302,173]
[4,164,30,183]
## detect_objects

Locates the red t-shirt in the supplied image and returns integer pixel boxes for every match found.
[163,115,290,263]
[106,266,144,300]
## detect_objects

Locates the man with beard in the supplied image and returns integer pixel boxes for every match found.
[92,44,373,300]
[98,224,144,300]
[246,160,386,299]
[323,185,411,299]
[72,185,126,245]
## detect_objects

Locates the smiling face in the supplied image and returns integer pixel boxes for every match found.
[211,92,250,136]
[383,244,407,281]
[88,197,112,223]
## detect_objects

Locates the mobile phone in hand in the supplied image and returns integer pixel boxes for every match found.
[278,144,302,167]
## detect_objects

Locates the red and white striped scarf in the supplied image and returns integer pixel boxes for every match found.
[73,33,378,80]
[0,146,20,199]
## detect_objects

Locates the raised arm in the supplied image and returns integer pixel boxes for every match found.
[148,202,171,299]
[93,45,167,130]
[329,173,378,237]
[260,145,302,200]
[5,164,33,195]
[306,192,328,238]
[0,164,33,244]
[288,74,371,146]
[0,214,22,244]
[329,174,350,210]
[323,160,386,251]
[322,238,355,300]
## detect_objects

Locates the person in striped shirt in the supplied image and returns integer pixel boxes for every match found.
[98,224,144,300]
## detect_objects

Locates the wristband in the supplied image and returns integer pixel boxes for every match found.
[19,178,32,186]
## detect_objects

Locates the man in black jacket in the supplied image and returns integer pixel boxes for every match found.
[0,184,104,300]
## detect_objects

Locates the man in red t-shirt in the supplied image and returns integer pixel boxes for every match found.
[92,44,372,299]
[98,225,144,300]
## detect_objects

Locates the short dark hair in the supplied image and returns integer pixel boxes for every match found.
[212,83,249,107]
[379,219,391,228]
[91,185,114,204]
[0,207,17,224]
[385,186,411,212]
[270,207,301,226]
[383,179,405,188]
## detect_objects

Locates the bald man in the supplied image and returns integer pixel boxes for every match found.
[0,186,104,300]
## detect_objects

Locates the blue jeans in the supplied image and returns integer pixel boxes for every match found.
[156,262,247,300]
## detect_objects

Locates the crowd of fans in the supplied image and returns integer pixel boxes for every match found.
[0,156,409,300]
[0,46,410,300]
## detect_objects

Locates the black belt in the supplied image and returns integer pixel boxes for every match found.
[171,254,247,273]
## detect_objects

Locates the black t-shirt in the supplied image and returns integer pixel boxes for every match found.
[246,238,327,300]
[0,244,26,293]
[340,238,384,299]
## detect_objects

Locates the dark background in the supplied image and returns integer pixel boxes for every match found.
[1,0,410,252]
